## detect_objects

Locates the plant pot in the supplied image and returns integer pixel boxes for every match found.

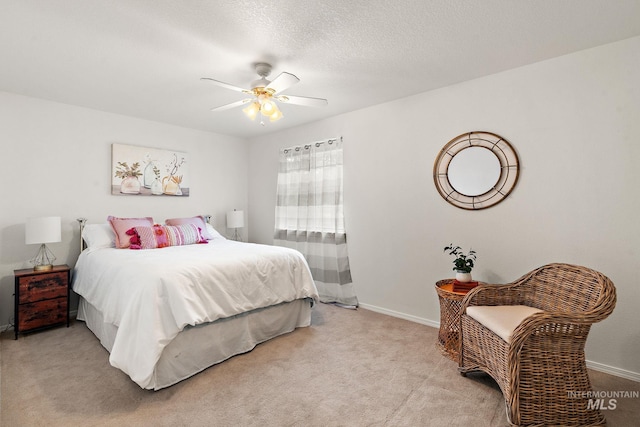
[455,271,472,283]
[150,178,163,195]
[143,162,157,189]
[162,175,182,196]
[120,176,141,194]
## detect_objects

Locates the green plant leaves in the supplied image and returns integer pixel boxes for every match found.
[444,243,476,273]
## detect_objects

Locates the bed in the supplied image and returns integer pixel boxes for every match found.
[72,216,318,390]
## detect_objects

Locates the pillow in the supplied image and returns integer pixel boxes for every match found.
[127,224,208,250]
[165,216,214,240]
[108,216,154,248]
[82,223,116,249]
[205,223,225,240]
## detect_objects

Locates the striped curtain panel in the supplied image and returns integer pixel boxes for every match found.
[274,138,358,306]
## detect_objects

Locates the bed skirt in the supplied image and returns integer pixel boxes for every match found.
[77,296,313,390]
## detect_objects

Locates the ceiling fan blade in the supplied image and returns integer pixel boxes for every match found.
[266,72,299,94]
[276,94,328,107]
[210,99,252,112]
[201,77,252,94]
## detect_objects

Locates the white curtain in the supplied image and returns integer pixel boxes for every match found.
[274,138,357,306]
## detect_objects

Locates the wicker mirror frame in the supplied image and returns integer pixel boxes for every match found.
[433,131,519,210]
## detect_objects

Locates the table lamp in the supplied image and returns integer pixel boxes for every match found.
[226,209,244,241]
[26,216,61,271]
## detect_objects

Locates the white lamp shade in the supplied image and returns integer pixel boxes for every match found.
[226,210,244,229]
[26,216,61,245]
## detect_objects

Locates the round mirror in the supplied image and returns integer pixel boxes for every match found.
[448,147,500,196]
[433,131,520,210]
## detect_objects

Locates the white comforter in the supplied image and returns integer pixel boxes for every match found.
[72,240,318,389]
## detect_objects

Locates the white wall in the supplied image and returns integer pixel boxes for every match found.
[0,92,249,326]
[248,36,640,378]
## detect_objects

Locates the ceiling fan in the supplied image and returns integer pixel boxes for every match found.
[201,63,328,124]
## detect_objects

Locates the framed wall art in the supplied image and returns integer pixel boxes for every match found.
[111,144,189,197]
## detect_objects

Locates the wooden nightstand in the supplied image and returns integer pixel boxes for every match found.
[14,264,71,339]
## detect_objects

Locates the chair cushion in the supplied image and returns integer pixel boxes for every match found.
[466,305,543,343]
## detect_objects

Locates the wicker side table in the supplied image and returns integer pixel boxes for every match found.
[435,279,481,361]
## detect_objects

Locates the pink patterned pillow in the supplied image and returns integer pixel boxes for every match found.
[126,224,207,250]
[108,216,154,248]
[165,216,214,240]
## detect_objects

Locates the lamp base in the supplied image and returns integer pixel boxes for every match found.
[30,243,57,271]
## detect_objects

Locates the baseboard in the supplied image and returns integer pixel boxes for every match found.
[358,302,440,329]
[358,302,640,383]
[587,360,640,382]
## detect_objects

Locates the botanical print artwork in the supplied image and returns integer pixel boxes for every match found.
[111,144,189,196]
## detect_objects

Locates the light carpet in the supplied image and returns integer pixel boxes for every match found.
[1,303,638,426]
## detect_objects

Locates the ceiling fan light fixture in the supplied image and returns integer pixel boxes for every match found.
[203,62,327,125]
[242,101,260,120]
[269,108,283,122]
[260,99,277,116]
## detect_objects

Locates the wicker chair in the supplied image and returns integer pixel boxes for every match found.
[458,263,616,426]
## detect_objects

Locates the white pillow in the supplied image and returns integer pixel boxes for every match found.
[83,223,116,249]
[206,223,226,240]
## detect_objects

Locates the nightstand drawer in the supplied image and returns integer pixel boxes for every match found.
[17,298,68,331]
[18,271,68,304]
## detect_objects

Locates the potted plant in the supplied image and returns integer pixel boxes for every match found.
[444,244,476,282]
[115,161,142,194]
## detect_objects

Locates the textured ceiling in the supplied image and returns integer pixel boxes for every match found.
[1,1,640,138]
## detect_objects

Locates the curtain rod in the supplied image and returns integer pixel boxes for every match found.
[283,136,342,153]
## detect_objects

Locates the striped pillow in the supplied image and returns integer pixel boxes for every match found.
[126,224,207,250]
